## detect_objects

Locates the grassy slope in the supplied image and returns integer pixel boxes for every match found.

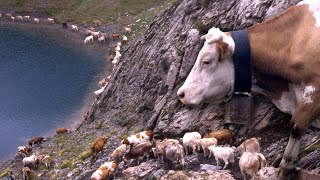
[0,0,176,34]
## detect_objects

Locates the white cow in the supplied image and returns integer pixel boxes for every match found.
[71,25,78,32]
[48,18,54,23]
[177,1,320,179]
[84,35,94,44]
[34,18,40,23]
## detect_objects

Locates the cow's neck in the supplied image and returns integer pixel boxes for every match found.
[247,5,306,100]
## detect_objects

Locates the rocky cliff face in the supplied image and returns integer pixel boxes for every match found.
[1,0,319,179]
[83,0,319,177]
[88,0,305,135]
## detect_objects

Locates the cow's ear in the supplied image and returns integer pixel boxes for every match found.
[217,41,232,61]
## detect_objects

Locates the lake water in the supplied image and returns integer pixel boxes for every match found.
[0,23,108,161]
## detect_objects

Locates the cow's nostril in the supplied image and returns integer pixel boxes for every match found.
[178,91,185,99]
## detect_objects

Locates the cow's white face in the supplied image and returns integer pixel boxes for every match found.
[177,28,235,105]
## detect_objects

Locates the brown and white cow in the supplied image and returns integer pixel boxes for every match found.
[177,1,320,179]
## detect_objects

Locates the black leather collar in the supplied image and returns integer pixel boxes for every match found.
[231,30,252,94]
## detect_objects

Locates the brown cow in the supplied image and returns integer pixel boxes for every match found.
[177,1,320,178]
[203,129,233,145]
[28,137,46,147]
[56,127,69,134]
[91,136,108,160]
[111,33,121,40]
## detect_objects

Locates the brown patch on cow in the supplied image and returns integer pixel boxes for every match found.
[247,4,320,100]
[122,138,130,145]
[145,130,153,139]
[136,134,140,139]
[216,41,229,61]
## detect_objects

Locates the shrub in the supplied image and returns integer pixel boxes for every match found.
[118,134,127,140]
[60,160,72,169]
[109,130,117,135]
[0,168,9,178]
[193,19,208,35]
[95,120,104,129]
[77,149,92,161]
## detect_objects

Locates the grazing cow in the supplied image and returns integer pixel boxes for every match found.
[91,136,108,160]
[71,25,78,32]
[90,161,117,180]
[23,16,30,21]
[39,155,52,169]
[208,146,236,169]
[86,29,93,36]
[16,15,23,21]
[18,146,32,157]
[47,18,54,23]
[22,166,31,180]
[111,33,121,40]
[239,152,267,180]
[164,141,185,169]
[123,141,153,166]
[153,139,180,162]
[124,27,131,33]
[4,13,12,18]
[122,35,128,45]
[23,155,39,168]
[237,137,260,155]
[98,78,107,88]
[98,35,106,44]
[182,132,201,155]
[177,1,320,178]
[92,31,101,39]
[84,35,94,44]
[121,130,153,146]
[28,137,46,147]
[56,127,69,134]
[110,144,128,162]
[203,129,233,145]
[33,18,39,24]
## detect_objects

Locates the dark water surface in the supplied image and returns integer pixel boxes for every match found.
[0,23,108,161]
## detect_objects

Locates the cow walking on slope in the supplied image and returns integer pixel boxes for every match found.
[177,1,320,179]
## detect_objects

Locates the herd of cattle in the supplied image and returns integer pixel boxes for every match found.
[0,12,130,100]
[89,129,268,180]
[88,129,271,180]
[14,128,268,180]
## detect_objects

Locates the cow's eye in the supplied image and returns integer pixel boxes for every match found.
[203,59,211,65]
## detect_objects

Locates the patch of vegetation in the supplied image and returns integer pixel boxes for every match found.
[77,149,92,161]
[95,119,104,129]
[0,0,177,36]
[0,168,9,178]
[118,134,127,140]
[109,130,117,135]
[56,135,66,146]
[299,139,320,158]
[193,19,209,35]
[38,164,47,171]
[59,146,82,155]
[60,160,72,169]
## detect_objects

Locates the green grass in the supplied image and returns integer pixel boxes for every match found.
[0,168,9,178]
[299,139,320,158]
[60,160,72,169]
[0,0,177,35]
[118,133,127,140]
[77,149,92,161]
[109,130,117,135]
[58,146,82,155]
[95,119,104,129]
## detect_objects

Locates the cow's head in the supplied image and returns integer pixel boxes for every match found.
[177,28,235,105]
